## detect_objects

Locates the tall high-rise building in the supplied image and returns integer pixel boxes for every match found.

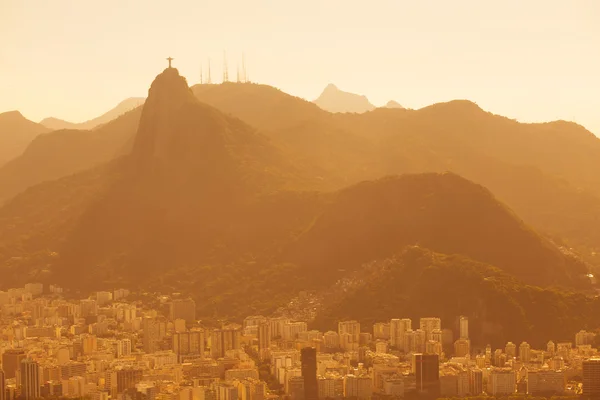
[301,348,318,400]
[485,344,492,364]
[257,322,271,361]
[288,376,305,400]
[547,341,556,357]
[169,299,196,324]
[116,367,143,394]
[556,342,572,360]
[143,317,166,354]
[454,339,470,357]
[414,330,427,353]
[390,319,411,349]
[430,329,443,343]
[82,334,98,355]
[344,375,372,399]
[494,349,507,367]
[318,375,344,399]
[217,383,238,400]
[505,342,517,359]
[1,349,26,379]
[173,329,205,361]
[283,322,308,341]
[117,339,132,358]
[24,283,43,296]
[459,316,468,339]
[79,299,98,318]
[425,340,442,356]
[268,317,290,339]
[404,330,415,353]
[96,291,113,306]
[519,342,531,363]
[0,368,6,400]
[323,331,340,350]
[60,362,86,380]
[414,353,440,395]
[338,321,360,343]
[576,330,597,347]
[373,323,391,340]
[211,326,241,359]
[419,318,441,340]
[20,359,40,400]
[113,288,130,301]
[583,359,600,397]
[243,316,267,330]
[527,370,565,395]
[489,369,516,396]
[469,368,483,395]
[404,329,427,353]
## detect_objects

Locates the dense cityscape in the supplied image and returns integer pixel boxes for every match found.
[1,283,600,400]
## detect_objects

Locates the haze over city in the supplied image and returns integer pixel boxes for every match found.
[3,2,600,400]
[1,0,599,134]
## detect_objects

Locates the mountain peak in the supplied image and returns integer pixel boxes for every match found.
[383,100,404,109]
[132,68,200,161]
[130,67,294,198]
[314,84,375,113]
[0,110,26,123]
[146,67,194,105]
[40,97,145,131]
[324,83,339,91]
[0,111,49,167]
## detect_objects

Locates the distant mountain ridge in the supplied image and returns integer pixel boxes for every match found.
[287,173,588,287]
[383,100,404,109]
[192,84,600,253]
[0,70,597,348]
[0,111,50,167]
[0,68,310,286]
[1,81,600,265]
[313,83,376,113]
[0,107,142,204]
[40,97,145,130]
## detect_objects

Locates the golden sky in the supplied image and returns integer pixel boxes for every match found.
[1,0,598,134]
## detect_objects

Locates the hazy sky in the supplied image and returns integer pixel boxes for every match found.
[1,0,599,134]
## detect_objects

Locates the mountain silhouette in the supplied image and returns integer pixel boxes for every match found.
[0,107,142,204]
[0,70,594,345]
[192,84,600,252]
[1,80,599,287]
[383,100,404,108]
[288,173,588,287]
[129,68,300,192]
[192,82,378,188]
[0,111,50,167]
[0,67,309,286]
[313,83,376,113]
[40,98,145,130]
[2,83,600,258]
[370,100,600,249]
[312,247,599,349]
[193,82,328,131]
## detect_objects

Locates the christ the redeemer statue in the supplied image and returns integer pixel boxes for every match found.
[167,57,174,68]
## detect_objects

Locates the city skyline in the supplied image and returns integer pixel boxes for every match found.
[2,3,600,399]
[0,281,597,399]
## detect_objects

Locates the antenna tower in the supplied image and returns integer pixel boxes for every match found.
[242,52,248,83]
[223,51,229,82]
[207,58,212,84]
